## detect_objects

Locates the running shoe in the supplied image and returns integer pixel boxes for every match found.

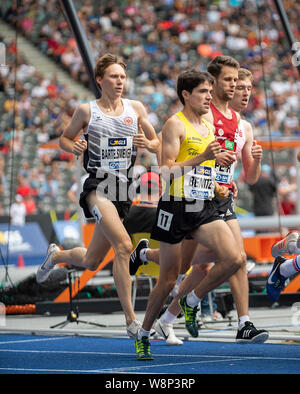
[271,231,299,257]
[179,296,199,338]
[266,256,287,301]
[135,336,153,360]
[129,238,149,275]
[127,319,142,339]
[154,319,183,345]
[36,244,59,284]
[236,321,269,343]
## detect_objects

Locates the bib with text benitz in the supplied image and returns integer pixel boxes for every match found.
[214,137,236,185]
[100,136,133,171]
[184,165,215,200]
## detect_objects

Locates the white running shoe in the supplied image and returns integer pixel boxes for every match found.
[271,231,300,257]
[154,319,183,346]
[127,319,142,339]
[36,244,60,284]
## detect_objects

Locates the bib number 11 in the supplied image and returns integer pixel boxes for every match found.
[157,209,173,231]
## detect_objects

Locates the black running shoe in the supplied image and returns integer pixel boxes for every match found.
[236,321,269,344]
[129,239,149,275]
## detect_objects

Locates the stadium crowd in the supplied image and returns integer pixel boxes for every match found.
[0,0,299,218]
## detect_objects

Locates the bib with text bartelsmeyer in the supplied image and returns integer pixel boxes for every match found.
[100,136,133,171]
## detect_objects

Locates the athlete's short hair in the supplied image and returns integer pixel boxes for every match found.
[94,53,126,80]
[238,68,253,82]
[207,55,240,79]
[177,69,214,105]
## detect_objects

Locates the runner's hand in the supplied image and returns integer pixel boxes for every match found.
[214,182,230,200]
[251,140,263,160]
[133,123,149,149]
[73,138,87,157]
[203,141,221,161]
[215,151,236,167]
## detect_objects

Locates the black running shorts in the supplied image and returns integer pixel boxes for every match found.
[214,191,236,221]
[150,195,221,244]
[79,174,132,220]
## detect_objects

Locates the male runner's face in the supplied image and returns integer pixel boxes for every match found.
[185,80,213,115]
[214,66,238,102]
[97,63,127,98]
[229,78,252,112]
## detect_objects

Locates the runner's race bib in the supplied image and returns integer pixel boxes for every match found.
[214,139,236,185]
[100,136,133,171]
[184,165,215,200]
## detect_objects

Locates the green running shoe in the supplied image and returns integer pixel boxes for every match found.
[179,296,199,338]
[135,336,153,360]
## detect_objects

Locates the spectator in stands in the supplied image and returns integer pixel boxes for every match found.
[124,170,161,238]
[23,192,37,215]
[248,164,277,216]
[278,173,297,215]
[16,174,31,198]
[40,173,58,200]
[10,194,26,226]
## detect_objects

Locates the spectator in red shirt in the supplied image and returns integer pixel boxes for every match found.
[16,174,31,197]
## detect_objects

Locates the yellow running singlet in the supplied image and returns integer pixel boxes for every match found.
[168,111,216,199]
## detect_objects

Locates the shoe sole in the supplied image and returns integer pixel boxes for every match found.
[271,231,299,257]
[137,354,154,361]
[236,332,269,344]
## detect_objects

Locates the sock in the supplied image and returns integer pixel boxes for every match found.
[140,248,149,263]
[280,256,300,278]
[238,315,250,330]
[160,309,177,325]
[137,327,150,340]
[186,290,201,308]
[171,274,185,297]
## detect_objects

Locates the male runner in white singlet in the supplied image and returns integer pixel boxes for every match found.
[36,53,159,338]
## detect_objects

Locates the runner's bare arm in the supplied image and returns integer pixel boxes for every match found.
[161,116,221,179]
[240,120,262,184]
[59,103,89,156]
[131,101,160,153]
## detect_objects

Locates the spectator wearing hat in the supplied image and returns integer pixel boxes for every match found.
[123,170,161,235]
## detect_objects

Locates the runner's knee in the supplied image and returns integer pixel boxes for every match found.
[114,238,133,262]
[240,250,247,266]
[82,255,103,271]
[223,251,243,274]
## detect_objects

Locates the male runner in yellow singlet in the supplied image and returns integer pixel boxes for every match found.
[134,69,242,360]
